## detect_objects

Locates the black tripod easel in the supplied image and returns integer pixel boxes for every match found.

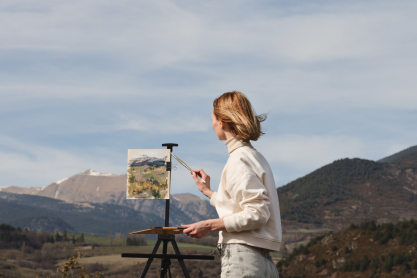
[121,143,214,278]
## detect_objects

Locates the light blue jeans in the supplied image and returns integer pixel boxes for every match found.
[218,244,279,278]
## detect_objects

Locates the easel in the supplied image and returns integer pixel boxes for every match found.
[121,143,214,278]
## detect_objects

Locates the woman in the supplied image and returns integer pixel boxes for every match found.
[182,91,282,278]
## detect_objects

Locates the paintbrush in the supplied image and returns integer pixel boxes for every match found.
[170,153,207,184]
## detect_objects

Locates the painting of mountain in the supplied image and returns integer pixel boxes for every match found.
[127,149,170,200]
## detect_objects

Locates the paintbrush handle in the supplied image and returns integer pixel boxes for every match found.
[171,153,207,183]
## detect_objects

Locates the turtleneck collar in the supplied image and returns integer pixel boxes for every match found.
[225,137,252,154]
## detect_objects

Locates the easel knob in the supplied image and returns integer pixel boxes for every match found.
[162,143,178,152]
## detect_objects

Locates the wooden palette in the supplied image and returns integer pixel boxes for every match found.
[130,227,185,235]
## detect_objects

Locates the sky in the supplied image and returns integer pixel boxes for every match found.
[0,0,416,198]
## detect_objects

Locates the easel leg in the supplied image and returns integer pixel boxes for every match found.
[140,239,162,278]
[160,257,171,278]
[170,239,190,278]
[160,240,169,278]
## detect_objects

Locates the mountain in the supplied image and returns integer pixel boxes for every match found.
[0,169,218,227]
[2,144,417,234]
[278,157,417,230]
[0,170,126,204]
[378,145,417,165]
[0,192,164,235]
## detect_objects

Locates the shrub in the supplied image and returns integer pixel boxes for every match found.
[298,244,309,255]
[400,263,411,274]
[370,258,379,273]
[126,235,146,246]
[393,252,406,265]
[360,255,369,271]
[56,252,101,278]
[381,258,393,273]
[350,224,358,229]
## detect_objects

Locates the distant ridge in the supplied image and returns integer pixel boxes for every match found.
[378,145,417,164]
[2,143,417,234]
[0,192,162,235]
[0,169,218,228]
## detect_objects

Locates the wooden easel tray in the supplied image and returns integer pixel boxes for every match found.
[130,227,185,235]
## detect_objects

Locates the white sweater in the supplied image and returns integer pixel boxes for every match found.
[210,137,282,252]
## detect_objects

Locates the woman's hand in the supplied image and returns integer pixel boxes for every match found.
[192,169,213,198]
[182,221,211,239]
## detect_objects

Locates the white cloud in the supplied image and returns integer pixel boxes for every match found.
[114,114,210,133]
[254,134,365,172]
[1,0,416,110]
[1,0,417,191]
[0,136,124,187]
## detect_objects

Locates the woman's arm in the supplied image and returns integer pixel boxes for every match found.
[222,173,271,232]
[182,218,226,239]
[182,169,225,238]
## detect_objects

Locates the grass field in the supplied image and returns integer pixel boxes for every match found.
[54,238,218,274]
[2,233,283,277]
[68,233,126,246]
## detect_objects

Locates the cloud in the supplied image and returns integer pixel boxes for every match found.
[114,113,210,134]
[255,134,365,172]
[1,0,416,109]
[0,0,417,191]
[0,134,225,197]
[0,136,124,187]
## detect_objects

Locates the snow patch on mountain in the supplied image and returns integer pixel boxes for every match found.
[56,177,69,184]
[0,186,12,191]
[84,169,118,177]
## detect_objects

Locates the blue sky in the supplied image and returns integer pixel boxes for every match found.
[1,0,416,198]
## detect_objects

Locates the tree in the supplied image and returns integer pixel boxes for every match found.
[360,255,369,271]
[63,229,68,241]
[55,231,62,242]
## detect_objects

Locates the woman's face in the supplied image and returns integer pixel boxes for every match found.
[211,110,226,140]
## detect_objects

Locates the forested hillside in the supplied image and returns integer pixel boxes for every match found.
[278,219,417,278]
[277,154,417,230]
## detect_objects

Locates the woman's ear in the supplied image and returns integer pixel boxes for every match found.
[220,121,231,131]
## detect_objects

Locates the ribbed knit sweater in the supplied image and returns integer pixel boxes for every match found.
[210,137,282,251]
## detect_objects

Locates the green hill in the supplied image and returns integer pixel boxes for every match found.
[277,156,417,229]
[378,145,417,165]
[278,158,382,224]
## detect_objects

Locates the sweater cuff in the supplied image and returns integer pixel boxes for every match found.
[223,214,238,233]
[209,192,217,207]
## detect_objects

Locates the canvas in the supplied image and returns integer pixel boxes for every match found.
[126,149,170,200]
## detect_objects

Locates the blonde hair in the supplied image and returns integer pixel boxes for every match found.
[213,91,267,141]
